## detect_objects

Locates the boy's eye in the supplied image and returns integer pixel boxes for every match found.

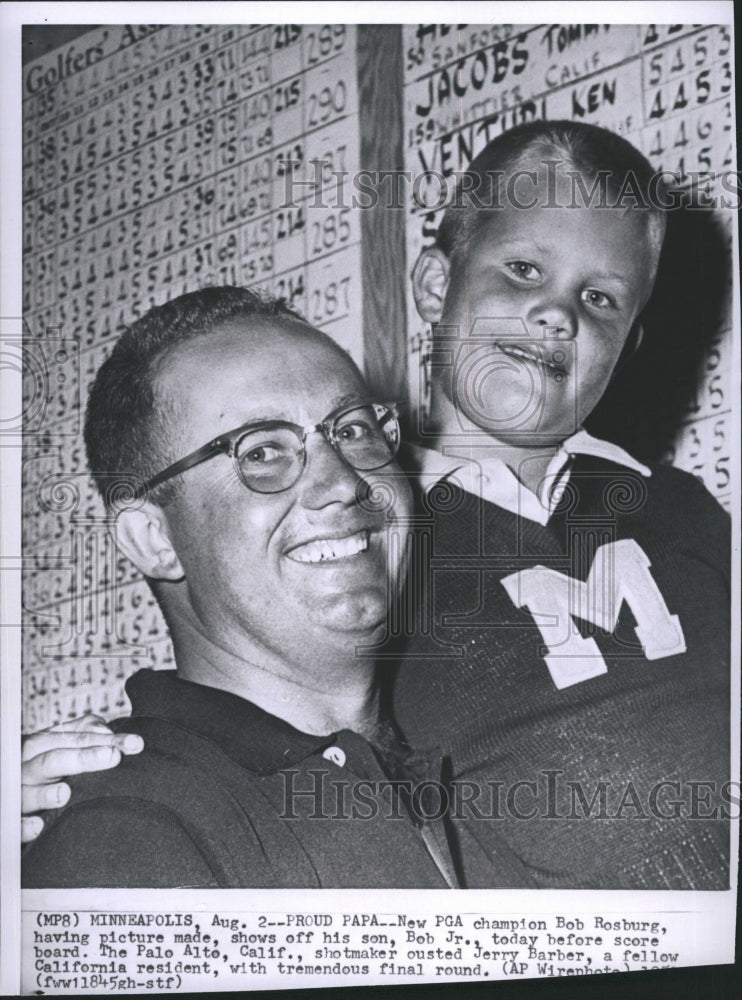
[581,288,615,309]
[505,260,540,281]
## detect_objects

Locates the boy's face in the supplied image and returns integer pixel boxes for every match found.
[418,160,654,447]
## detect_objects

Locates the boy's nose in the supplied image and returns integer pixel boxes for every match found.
[526,295,578,339]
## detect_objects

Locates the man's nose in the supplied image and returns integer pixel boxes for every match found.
[297,431,364,509]
[526,288,578,339]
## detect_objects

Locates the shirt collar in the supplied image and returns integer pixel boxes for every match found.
[409,430,651,526]
[124,669,417,778]
[125,669,345,775]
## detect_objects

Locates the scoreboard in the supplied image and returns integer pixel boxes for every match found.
[19,21,736,730]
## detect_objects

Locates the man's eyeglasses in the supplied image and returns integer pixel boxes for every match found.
[137,401,401,498]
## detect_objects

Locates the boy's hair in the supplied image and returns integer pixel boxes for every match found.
[84,285,307,509]
[436,119,667,285]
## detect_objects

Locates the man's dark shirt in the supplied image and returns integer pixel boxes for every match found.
[23,670,457,888]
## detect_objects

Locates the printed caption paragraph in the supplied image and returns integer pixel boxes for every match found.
[23,903,708,992]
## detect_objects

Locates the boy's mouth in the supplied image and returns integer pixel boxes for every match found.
[495,341,567,375]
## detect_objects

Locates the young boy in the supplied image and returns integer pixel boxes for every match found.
[22,122,732,889]
[393,120,731,888]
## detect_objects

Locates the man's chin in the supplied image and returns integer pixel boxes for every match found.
[308,591,389,638]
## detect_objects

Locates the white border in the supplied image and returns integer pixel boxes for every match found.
[1,3,738,996]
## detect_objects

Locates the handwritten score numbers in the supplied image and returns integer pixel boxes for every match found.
[22,24,362,728]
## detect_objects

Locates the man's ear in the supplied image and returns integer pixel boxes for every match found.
[411,247,452,324]
[115,504,185,581]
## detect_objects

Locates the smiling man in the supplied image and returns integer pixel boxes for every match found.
[22,285,458,889]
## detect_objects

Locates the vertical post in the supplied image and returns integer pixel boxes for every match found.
[356,25,408,403]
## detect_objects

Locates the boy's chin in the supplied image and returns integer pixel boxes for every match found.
[473,427,577,449]
[454,400,581,449]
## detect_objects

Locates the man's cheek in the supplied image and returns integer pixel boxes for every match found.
[365,469,412,520]
[234,501,286,538]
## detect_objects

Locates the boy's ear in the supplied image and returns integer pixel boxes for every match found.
[412,247,452,324]
[115,504,184,581]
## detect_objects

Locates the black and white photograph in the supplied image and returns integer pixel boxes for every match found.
[1,1,738,994]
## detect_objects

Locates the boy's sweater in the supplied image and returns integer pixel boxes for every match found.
[393,446,730,888]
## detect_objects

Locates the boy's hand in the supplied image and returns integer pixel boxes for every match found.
[21,715,144,842]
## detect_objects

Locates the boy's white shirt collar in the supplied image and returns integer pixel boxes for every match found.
[410,429,651,526]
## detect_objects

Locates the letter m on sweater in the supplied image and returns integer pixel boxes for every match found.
[501,540,686,689]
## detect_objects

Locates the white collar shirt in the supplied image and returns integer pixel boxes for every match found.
[409,429,651,527]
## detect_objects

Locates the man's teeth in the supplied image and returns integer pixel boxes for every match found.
[497,342,563,370]
[288,531,369,563]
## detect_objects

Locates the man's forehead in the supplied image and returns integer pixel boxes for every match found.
[173,314,315,353]
[158,315,353,374]
[155,317,367,421]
